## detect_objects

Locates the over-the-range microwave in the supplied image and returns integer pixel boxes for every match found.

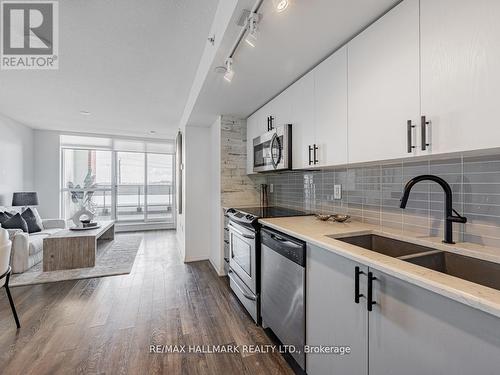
[253,124,292,173]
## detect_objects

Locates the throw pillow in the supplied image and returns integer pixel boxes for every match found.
[21,208,43,233]
[2,213,28,232]
[0,211,13,225]
[31,207,43,226]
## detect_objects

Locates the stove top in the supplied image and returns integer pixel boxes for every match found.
[233,206,309,218]
[226,206,310,229]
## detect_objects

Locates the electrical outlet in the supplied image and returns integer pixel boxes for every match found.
[334,184,342,200]
[270,184,274,193]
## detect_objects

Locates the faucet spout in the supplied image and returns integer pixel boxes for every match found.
[400,175,467,244]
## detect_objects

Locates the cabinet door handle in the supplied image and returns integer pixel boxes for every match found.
[367,272,377,311]
[308,145,313,165]
[421,115,430,151]
[407,120,415,153]
[313,144,319,164]
[354,266,365,303]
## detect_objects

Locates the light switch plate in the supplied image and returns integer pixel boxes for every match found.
[270,184,274,193]
[334,184,342,200]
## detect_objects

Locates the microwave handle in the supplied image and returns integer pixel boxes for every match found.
[270,133,282,169]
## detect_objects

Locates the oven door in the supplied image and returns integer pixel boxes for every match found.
[228,221,257,293]
[253,125,291,173]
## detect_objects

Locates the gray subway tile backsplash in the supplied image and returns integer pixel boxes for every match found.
[267,154,500,248]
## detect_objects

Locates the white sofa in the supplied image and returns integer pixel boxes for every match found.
[7,219,66,273]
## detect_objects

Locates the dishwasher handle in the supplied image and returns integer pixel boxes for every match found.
[261,227,306,267]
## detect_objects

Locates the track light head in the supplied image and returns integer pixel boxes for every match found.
[224,58,234,82]
[244,13,259,48]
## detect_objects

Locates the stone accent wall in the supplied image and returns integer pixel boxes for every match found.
[220,116,265,207]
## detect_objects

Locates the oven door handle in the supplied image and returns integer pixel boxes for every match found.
[228,223,256,239]
[228,270,257,301]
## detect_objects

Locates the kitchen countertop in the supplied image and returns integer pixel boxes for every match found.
[259,216,500,319]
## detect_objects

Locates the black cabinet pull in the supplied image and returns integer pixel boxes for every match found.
[354,266,365,303]
[367,272,377,311]
[313,144,319,164]
[421,115,430,151]
[224,240,229,244]
[407,120,415,153]
[267,115,274,131]
[308,145,313,165]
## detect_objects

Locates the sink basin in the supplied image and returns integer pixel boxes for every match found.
[333,234,438,258]
[405,251,500,292]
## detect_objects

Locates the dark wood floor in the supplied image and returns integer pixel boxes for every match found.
[0,231,293,375]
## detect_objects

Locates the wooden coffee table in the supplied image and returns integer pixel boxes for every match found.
[43,220,115,271]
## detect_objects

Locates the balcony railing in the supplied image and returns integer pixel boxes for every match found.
[62,183,173,222]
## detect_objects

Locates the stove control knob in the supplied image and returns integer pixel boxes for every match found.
[245,214,254,220]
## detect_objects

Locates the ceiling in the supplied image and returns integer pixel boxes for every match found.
[187,0,400,127]
[0,0,218,139]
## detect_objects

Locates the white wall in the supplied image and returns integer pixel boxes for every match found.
[0,114,34,208]
[33,130,61,218]
[209,117,222,274]
[183,125,212,262]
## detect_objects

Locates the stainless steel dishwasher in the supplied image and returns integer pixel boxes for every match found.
[261,227,306,371]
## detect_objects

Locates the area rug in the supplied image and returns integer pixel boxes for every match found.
[10,235,142,287]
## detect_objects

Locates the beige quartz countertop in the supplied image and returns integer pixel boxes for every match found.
[259,216,500,319]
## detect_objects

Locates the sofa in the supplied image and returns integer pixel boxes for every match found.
[7,219,66,273]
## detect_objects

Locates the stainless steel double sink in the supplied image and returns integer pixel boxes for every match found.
[330,234,500,292]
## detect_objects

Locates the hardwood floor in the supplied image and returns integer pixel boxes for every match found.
[0,230,294,375]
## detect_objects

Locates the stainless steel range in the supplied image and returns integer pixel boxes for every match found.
[226,206,310,323]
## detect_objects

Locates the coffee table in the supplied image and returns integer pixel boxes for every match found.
[43,220,115,271]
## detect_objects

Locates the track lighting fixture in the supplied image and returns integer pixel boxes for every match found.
[224,58,234,82]
[244,13,259,48]
[221,0,290,83]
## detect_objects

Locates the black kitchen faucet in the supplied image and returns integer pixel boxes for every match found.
[400,175,467,244]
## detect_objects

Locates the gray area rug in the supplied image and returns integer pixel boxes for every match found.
[10,235,142,287]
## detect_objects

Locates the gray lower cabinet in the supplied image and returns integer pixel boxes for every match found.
[307,245,500,375]
[369,269,500,375]
[306,244,368,375]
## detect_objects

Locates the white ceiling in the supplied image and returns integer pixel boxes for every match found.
[187,0,400,127]
[0,0,218,139]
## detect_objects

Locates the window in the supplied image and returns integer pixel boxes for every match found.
[60,135,175,228]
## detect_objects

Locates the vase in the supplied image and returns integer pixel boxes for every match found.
[71,207,95,227]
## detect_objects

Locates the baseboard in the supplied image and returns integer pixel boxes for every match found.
[209,258,225,276]
[184,255,209,263]
[116,222,174,232]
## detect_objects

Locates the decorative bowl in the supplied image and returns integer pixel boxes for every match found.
[332,214,351,223]
[315,214,332,221]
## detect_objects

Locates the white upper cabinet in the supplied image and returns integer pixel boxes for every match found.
[290,71,315,169]
[271,89,292,128]
[420,0,500,155]
[348,0,420,164]
[314,46,348,167]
